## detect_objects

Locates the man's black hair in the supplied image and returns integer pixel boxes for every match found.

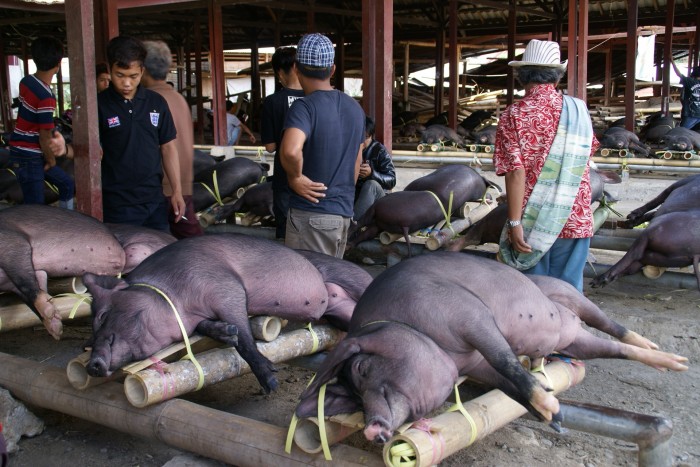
[691,66,700,78]
[31,37,63,72]
[96,62,109,75]
[106,35,146,70]
[225,100,235,112]
[271,47,297,75]
[364,115,376,138]
[515,66,566,86]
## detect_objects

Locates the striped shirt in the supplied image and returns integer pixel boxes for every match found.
[9,75,56,158]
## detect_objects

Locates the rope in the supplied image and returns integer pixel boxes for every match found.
[306,322,319,353]
[446,382,478,446]
[131,283,205,391]
[424,190,453,230]
[53,292,92,319]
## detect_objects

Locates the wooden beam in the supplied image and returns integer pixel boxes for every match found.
[566,0,577,96]
[507,0,516,106]
[576,0,589,100]
[0,36,13,132]
[64,0,103,219]
[194,15,205,144]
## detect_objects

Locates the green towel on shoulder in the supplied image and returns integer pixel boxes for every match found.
[499,95,593,270]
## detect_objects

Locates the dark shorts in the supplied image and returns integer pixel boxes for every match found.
[103,196,169,232]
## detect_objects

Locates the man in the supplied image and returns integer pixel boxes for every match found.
[8,36,74,209]
[226,100,256,145]
[142,39,203,238]
[494,39,599,292]
[96,62,111,93]
[280,33,365,257]
[354,115,396,221]
[670,59,700,129]
[97,35,185,231]
[261,46,305,238]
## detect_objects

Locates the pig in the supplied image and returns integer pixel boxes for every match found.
[205,181,274,225]
[348,165,496,250]
[590,210,700,290]
[192,149,220,176]
[471,124,498,145]
[399,122,425,139]
[0,205,125,339]
[82,234,370,392]
[599,127,650,157]
[420,124,464,148]
[392,111,418,127]
[659,126,700,152]
[295,252,688,443]
[623,174,700,227]
[192,157,269,212]
[295,249,373,331]
[424,112,449,127]
[105,223,177,274]
[591,175,700,289]
[459,110,493,136]
[639,113,676,144]
[446,169,621,251]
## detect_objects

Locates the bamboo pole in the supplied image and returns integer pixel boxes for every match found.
[124,325,345,408]
[383,360,586,467]
[0,295,91,333]
[47,276,87,295]
[250,315,283,342]
[0,352,382,466]
[426,202,495,251]
[293,412,365,454]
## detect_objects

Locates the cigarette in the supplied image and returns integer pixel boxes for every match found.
[180,215,188,221]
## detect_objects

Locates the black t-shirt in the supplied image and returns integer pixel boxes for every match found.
[261,87,304,189]
[98,85,176,207]
[680,76,700,118]
[284,89,365,217]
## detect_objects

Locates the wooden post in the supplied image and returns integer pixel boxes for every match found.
[625,0,638,132]
[208,0,226,145]
[566,0,578,96]
[661,0,676,117]
[435,26,445,116]
[194,16,205,144]
[0,37,13,132]
[250,34,261,132]
[576,0,589,101]
[507,0,516,106]
[65,0,103,218]
[448,0,459,130]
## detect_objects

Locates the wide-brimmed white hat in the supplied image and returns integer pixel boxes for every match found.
[508,39,567,70]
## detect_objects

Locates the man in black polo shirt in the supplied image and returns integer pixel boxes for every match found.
[98,35,185,230]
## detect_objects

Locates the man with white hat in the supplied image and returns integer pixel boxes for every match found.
[494,39,600,292]
[280,33,365,257]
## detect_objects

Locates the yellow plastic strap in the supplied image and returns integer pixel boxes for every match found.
[54,293,92,319]
[599,195,623,218]
[446,383,478,446]
[620,158,629,172]
[471,154,482,167]
[5,168,16,177]
[318,383,332,460]
[424,190,452,230]
[285,373,317,454]
[198,169,224,206]
[389,441,417,467]
[306,322,319,353]
[531,360,554,390]
[132,283,205,391]
[44,180,59,194]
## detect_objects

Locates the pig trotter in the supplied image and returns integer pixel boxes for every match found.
[34,291,63,340]
[548,412,567,434]
[195,319,239,347]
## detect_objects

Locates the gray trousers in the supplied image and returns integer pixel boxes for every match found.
[354,179,386,221]
[285,207,351,258]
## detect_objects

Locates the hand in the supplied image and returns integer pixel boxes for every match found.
[359,162,372,178]
[171,193,186,223]
[507,225,532,253]
[248,134,256,143]
[289,175,327,203]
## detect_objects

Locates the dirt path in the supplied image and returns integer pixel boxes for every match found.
[1,169,698,467]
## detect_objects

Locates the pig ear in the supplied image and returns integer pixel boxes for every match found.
[295,382,362,418]
[83,273,129,323]
[300,337,362,400]
[595,170,622,184]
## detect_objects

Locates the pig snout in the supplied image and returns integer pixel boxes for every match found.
[86,356,111,377]
[363,417,393,444]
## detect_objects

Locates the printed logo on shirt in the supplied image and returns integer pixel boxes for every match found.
[107,116,120,128]
[150,112,160,127]
[287,95,302,108]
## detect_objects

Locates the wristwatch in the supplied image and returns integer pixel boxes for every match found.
[507,219,521,229]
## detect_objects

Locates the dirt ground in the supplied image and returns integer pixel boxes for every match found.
[1,168,699,467]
